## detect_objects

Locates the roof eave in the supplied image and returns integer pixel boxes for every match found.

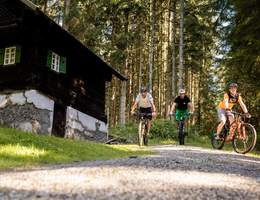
[20,0,38,10]
[111,69,127,81]
[18,0,127,81]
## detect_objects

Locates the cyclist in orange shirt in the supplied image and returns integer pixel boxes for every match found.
[215,83,251,141]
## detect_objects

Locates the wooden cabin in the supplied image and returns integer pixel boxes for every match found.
[0,0,126,141]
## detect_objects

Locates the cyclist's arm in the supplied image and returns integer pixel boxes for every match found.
[131,95,140,113]
[223,93,229,109]
[238,96,248,113]
[148,94,156,113]
[131,101,138,113]
[151,102,156,113]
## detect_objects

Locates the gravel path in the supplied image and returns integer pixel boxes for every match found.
[0,145,260,200]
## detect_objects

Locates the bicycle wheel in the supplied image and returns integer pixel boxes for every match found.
[138,121,146,146]
[211,124,227,150]
[178,121,185,145]
[232,123,257,154]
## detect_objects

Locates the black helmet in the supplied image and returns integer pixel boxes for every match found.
[140,86,148,93]
[229,83,238,88]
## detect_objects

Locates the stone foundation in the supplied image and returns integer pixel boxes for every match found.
[0,90,108,142]
[65,106,108,142]
[0,90,54,134]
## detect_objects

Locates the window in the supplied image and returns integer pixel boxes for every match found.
[47,50,66,74]
[51,52,60,72]
[4,47,16,65]
[0,46,21,66]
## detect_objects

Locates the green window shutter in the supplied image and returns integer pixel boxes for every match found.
[15,46,21,63]
[60,56,66,74]
[47,50,52,68]
[0,49,4,65]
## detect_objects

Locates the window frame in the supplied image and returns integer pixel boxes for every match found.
[51,52,60,72]
[4,46,16,65]
[47,50,66,74]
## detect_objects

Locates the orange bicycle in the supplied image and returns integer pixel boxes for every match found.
[211,111,257,154]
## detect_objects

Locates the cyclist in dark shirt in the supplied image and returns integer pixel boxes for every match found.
[170,89,193,130]
[174,95,191,110]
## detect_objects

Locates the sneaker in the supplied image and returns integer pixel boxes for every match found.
[214,134,221,140]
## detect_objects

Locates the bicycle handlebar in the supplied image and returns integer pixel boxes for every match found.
[138,113,153,117]
[169,112,194,116]
[229,111,251,118]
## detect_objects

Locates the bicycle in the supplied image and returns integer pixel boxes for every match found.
[211,111,257,154]
[137,113,152,146]
[170,112,190,145]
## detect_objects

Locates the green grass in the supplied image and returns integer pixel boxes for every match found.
[0,127,152,170]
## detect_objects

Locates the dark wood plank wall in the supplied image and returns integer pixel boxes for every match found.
[0,1,111,122]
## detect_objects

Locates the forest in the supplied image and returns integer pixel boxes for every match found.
[31,0,259,149]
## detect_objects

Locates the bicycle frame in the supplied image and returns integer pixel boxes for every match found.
[137,113,152,146]
[211,110,257,154]
[139,113,151,126]
[226,111,246,138]
[177,115,188,145]
[139,116,149,133]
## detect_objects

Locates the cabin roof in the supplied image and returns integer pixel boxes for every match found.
[1,0,127,81]
[20,0,38,10]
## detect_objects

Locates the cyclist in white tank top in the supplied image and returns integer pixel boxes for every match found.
[131,87,157,133]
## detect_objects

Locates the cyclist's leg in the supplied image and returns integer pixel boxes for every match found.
[216,109,227,138]
[184,110,189,135]
[147,119,151,134]
[176,109,185,138]
[226,113,236,141]
[216,122,225,134]
[175,109,181,130]
[144,107,153,135]
[240,122,246,139]
[237,122,244,139]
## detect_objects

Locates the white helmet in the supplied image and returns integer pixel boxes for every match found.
[179,89,185,94]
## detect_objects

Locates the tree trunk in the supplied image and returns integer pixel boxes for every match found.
[171,0,177,98]
[120,80,127,125]
[105,81,111,139]
[119,11,129,125]
[43,0,48,13]
[63,0,71,30]
[178,0,184,89]
[148,0,155,93]
[139,49,143,91]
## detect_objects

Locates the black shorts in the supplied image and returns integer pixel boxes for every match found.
[139,107,152,120]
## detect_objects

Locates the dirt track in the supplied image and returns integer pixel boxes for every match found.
[0,145,260,199]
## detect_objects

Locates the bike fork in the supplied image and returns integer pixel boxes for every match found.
[179,121,185,145]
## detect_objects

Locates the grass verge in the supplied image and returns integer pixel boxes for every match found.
[0,127,152,170]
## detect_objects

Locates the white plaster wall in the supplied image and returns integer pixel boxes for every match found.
[24,90,54,133]
[10,92,26,105]
[25,90,54,111]
[0,90,55,110]
[66,106,108,133]
[0,95,7,108]
[0,90,54,134]
[48,111,54,134]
